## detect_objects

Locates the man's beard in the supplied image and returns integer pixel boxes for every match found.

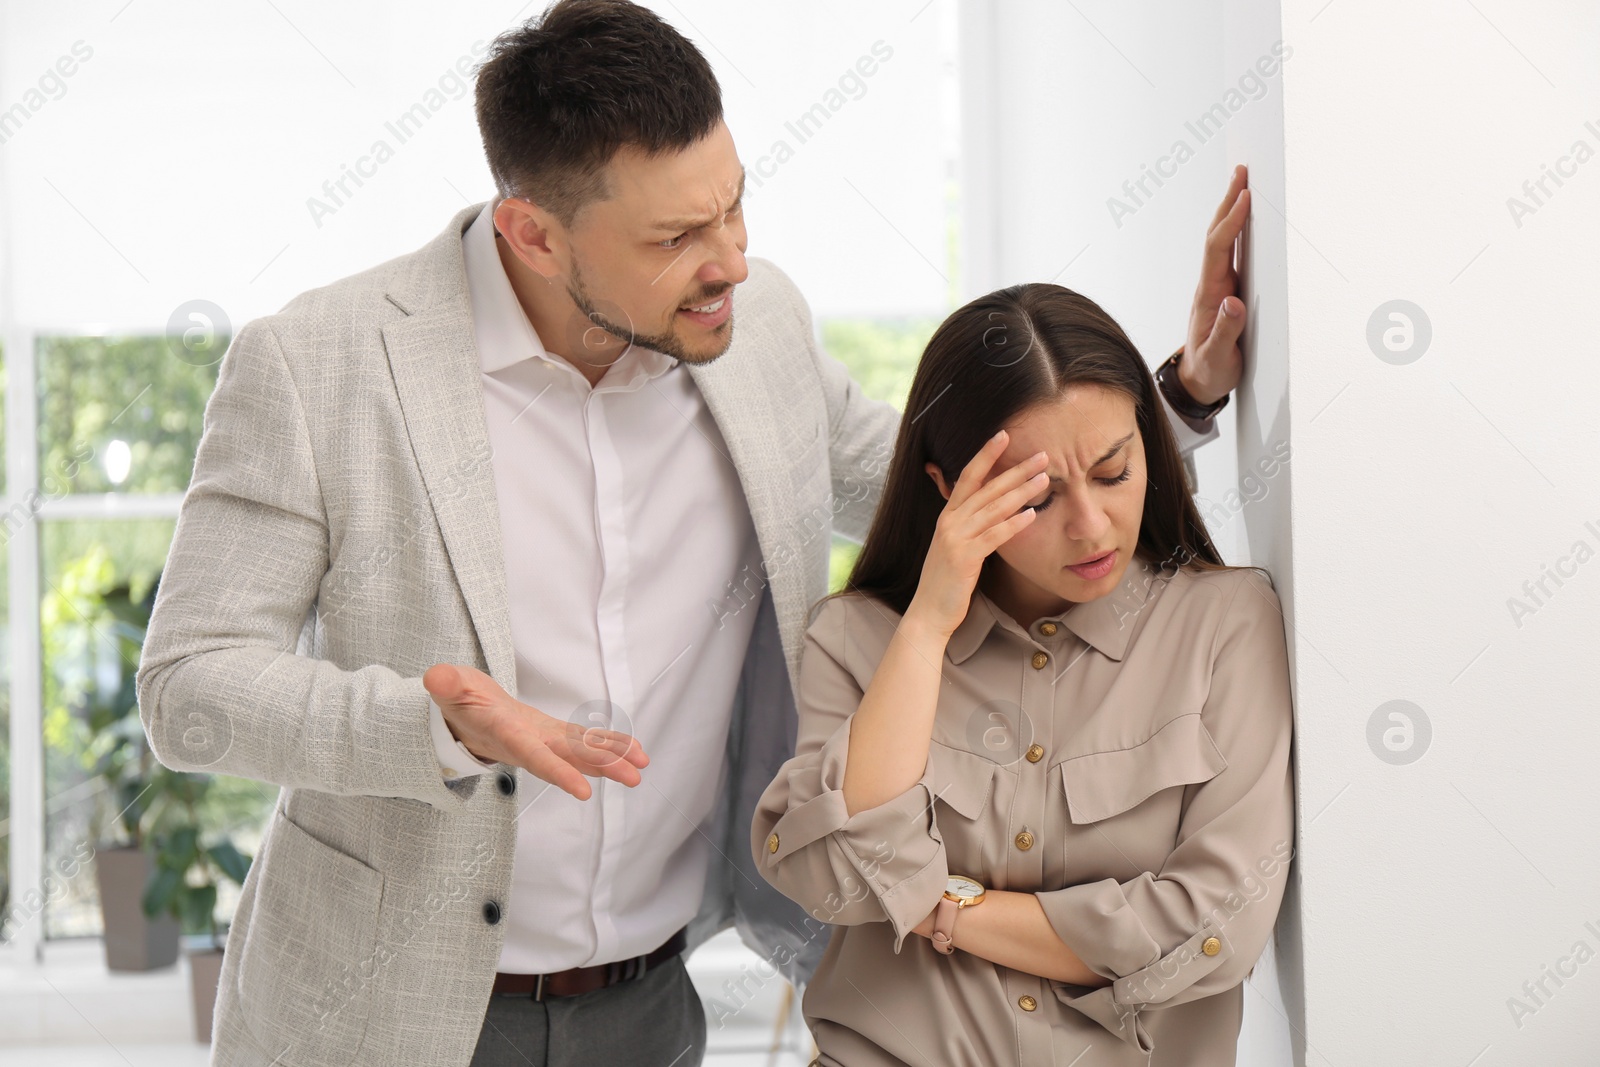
[562,259,734,368]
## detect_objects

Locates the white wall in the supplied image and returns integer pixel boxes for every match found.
[970,0,1600,1062]
[0,0,957,334]
[1279,0,1600,1061]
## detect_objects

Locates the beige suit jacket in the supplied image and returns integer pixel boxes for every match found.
[135,201,899,1066]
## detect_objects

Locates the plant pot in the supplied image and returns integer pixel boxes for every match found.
[94,844,180,972]
[188,944,225,1044]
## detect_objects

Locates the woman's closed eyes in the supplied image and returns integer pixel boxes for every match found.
[1023,464,1135,513]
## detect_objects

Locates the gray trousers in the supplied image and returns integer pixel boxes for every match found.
[469,953,708,1067]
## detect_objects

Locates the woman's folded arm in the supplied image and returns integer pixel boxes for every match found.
[1033,569,1297,1053]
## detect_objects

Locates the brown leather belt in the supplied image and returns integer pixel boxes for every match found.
[491,926,688,1000]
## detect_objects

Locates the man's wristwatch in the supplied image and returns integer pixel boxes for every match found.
[931,874,986,955]
[1156,346,1229,422]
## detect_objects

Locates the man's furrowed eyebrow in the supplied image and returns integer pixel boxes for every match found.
[650,168,746,232]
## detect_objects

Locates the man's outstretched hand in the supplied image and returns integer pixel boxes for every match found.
[422,663,649,800]
[1182,164,1252,407]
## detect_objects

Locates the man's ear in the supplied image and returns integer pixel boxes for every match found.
[924,461,952,502]
[493,197,564,279]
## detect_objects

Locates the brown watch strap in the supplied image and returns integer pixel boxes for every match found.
[1157,347,1229,421]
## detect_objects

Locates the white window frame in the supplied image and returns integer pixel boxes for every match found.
[4,323,186,966]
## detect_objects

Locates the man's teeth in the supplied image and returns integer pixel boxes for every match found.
[683,296,726,313]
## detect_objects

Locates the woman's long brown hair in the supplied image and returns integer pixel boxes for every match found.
[821,282,1258,621]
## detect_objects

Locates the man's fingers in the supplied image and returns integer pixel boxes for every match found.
[1196,296,1246,364]
[521,743,595,801]
[1207,164,1248,231]
[1206,186,1250,257]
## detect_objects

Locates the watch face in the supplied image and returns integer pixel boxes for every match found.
[945,875,984,900]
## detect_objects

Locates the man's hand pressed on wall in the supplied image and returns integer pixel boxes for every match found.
[423,663,649,800]
[1181,164,1252,407]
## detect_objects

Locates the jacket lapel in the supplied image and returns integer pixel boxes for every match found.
[380,204,518,692]
[686,349,804,693]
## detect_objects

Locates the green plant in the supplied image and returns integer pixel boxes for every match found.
[44,547,255,947]
[140,774,252,950]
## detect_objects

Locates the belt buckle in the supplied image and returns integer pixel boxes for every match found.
[532,973,547,1002]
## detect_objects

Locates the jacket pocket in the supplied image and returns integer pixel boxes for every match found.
[1057,713,1227,824]
[236,811,385,1066]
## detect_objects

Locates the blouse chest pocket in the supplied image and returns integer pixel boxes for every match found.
[1057,713,1228,826]
[921,740,998,876]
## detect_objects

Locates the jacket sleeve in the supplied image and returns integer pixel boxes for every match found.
[135,318,476,812]
[1158,385,1221,455]
[761,260,901,546]
[1034,569,1295,1054]
[751,598,951,953]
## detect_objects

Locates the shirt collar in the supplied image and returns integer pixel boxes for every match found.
[460,199,675,385]
[945,553,1164,665]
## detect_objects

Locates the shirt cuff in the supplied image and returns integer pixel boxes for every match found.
[427,696,493,780]
[1035,878,1237,1054]
[1159,383,1221,454]
[761,716,951,953]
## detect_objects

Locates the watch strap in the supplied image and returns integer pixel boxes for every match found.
[931,895,958,955]
[1157,347,1229,421]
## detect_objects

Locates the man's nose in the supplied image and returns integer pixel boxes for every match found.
[697,224,748,289]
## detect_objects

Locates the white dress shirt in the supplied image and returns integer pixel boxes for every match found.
[426,200,764,973]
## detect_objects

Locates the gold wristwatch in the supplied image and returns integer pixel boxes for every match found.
[931,874,985,955]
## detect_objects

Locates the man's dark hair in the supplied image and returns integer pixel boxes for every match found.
[474,0,724,225]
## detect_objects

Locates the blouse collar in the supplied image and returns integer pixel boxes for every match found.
[945,553,1168,665]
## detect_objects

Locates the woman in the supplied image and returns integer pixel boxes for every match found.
[751,283,1295,1067]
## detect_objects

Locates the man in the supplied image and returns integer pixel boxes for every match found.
[136,2,1249,1064]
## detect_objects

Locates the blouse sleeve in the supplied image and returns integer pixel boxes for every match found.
[751,597,952,954]
[1034,569,1296,1054]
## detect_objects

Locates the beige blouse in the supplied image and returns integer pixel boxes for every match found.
[751,554,1295,1066]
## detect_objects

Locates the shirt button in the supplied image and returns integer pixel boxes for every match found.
[1025,744,1045,763]
[1039,622,1058,636]
[1014,831,1035,851]
[1202,936,1222,956]
[1018,995,1038,1012]
[483,901,502,925]
[496,771,517,796]
[1031,651,1049,670]
[441,767,457,779]
[767,833,780,854]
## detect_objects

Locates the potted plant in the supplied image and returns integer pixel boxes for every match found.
[141,768,252,1044]
[45,552,180,972]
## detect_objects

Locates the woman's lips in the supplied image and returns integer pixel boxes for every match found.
[1065,548,1117,581]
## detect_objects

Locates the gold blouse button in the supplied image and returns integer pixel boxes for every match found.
[1039,622,1058,636]
[1031,651,1049,670]
[1025,744,1045,763]
[1018,995,1038,1011]
[767,833,779,854]
[1014,831,1034,851]
[1202,936,1221,956]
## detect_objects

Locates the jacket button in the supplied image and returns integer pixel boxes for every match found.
[1031,651,1048,670]
[1018,995,1038,1011]
[483,901,502,925]
[1202,936,1221,956]
[1039,622,1058,636]
[1025,744,1045,763]
[1014,831,1034,851]
[767,833,780,854]
[496,771,516,796]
